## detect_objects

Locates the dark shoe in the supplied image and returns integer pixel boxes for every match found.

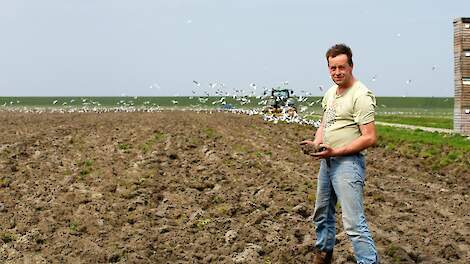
[313,250,333,264]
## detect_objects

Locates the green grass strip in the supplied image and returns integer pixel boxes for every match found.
[376,115,453,129]
[377,125,470,151]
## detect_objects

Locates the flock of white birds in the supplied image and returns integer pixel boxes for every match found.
[0,81,323,128]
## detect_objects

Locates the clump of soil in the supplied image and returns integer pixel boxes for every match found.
[300,143,325,155]
[0,111,469,263]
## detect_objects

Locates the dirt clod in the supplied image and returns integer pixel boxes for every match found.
[300,143,325,155]
[439,243,461,260]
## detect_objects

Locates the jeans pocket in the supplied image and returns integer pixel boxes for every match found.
[355,154,366,169]
[352,156,366,184]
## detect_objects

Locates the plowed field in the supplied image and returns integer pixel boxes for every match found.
[0,111,468,263]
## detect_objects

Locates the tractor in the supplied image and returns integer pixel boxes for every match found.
[263,88,297,117]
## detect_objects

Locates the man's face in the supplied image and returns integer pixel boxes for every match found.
[327,54,353,87]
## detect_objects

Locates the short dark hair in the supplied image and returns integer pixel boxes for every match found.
[326,44,353,66]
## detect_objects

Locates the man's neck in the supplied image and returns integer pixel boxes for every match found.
[336,78,356,95]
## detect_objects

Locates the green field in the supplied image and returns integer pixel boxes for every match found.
[375,115,453,129]
[0,96,454,106]
[375,96,452,109]
[0,96,454,129]
[0,96,453,109]
[0,96,284,110]
[0,96,228,108]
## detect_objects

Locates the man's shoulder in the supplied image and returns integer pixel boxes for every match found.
[321,85,337,109]
[324,85,337,97]
[326,85,337,93]
[351,81,375,98]
[353,81,372,92]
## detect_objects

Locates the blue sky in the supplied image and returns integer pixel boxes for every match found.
[0,0,469,96]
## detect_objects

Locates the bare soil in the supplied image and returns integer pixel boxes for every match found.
[0,111,469,263]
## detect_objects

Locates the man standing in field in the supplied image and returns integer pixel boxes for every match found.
[301,44,379,263]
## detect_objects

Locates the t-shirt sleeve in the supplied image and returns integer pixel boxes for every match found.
[321,93,328,111]
[353,90,376,125]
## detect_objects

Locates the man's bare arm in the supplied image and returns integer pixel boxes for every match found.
[299,118,324,147]
[333,121,376,155]
[313,118,324,145]
[313,121,377,157]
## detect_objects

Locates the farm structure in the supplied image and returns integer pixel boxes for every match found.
[454,17,470,135]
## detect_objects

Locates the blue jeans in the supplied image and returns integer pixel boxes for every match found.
[313,153,378,264]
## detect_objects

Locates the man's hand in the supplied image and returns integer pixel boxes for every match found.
[299,140,329,158]
[311,144,335,158]
[308,121,377,158]
[299,140,317,146]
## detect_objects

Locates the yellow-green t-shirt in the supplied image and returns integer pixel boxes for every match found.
[321,81,376,150]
